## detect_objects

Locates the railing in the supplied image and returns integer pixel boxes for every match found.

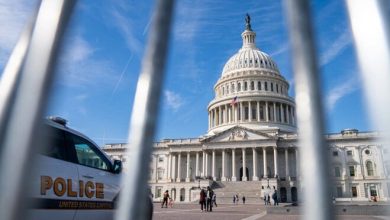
[0,0,389,219]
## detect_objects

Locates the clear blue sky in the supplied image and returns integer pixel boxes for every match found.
[0,0,371,146]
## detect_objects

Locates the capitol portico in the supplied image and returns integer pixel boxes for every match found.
[103,16,390,203]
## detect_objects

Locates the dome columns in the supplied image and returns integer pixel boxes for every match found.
[208,100,296,132]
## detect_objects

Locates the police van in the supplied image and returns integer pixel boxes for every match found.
[29,116,124,220]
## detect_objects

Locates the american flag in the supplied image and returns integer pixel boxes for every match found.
[230,96,238,106]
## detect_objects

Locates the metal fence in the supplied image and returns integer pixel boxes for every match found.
[0,0,389,219]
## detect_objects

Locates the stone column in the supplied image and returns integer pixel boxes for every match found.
[154,154,158,182]
[205,152,209,177]
[176,153,181,182]
[167,153,172,181]
[286,105,290,124]
[242,148,247,181]
[292,108,295,125]
[195,152,199,177]
[249,101,252,122]
[208,112,211,129]
[274,147,278,177]
[273,102,277,122]
[212,150,216,180]
[285,149,290,179]
[265,102,269,122]
[219,106,222,124]
[185,187,191,202]
[227,106,231,123]
[225,104,228,124]
[221,149,226,181]
[232,149,237,181]
[263,148,268,178]
[172,154,176,181]
[186,152,191,182]
[253,148,259,181]
[295,148,299,178]
[240,102,244,121]
[257,101,260,122]
[281,104,285,123]
[202,151,206,177]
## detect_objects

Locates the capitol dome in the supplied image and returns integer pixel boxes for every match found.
[207,15,296,135]
[222,30,279,76]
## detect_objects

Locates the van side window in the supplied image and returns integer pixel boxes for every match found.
[70,134,110,171]
[40,126,67,160]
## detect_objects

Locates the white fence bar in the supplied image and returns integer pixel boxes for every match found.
[284,1,333,220]
[0,1,75,219]
[115,0,175,219]
[346,1,390,162]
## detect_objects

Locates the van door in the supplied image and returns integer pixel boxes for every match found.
[28,127,78,220]
[66,133,120,220]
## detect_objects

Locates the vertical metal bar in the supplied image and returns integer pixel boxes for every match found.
[283,1,333,220]
[345,0,390,170]
[0,1,75,219]
[115,0,175,219]
[0,10,37,139]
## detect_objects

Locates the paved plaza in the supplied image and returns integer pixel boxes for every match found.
[153,203,390,220]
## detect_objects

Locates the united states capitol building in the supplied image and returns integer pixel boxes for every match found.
[103,17,390,203]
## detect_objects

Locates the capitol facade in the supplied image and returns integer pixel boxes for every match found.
[103,18,390,203]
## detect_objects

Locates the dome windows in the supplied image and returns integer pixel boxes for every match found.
[258,81,261,90]
[251,81,255,90]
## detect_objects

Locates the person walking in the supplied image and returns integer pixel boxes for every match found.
[212,192,218,207]
[236,194,239,204]
[242,195,246,204]
[267,194,271,205]
[161,190,169,208]
[199,189,206,212]
[233,195,236,204]
[272,189,279,206]
[263,195,267,205]
[206,186,214,212]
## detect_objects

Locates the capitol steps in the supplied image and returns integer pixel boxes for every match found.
[212,181,264,204]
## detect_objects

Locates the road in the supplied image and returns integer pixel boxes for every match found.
[153,203,390,220]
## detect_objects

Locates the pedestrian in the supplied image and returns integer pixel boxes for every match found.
[199,189,206,212]
[161,190,169,208]
[263,195,267,205]
[236,194,239,204]
[267,194,271,205]
[212,193,218,207]
[168,197,174,208]
[272,190,279,206]
[206,186,214,212]
[233,195,236,204]
[242,196,246,204]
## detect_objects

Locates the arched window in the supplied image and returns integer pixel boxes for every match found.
[258,81,261,90]
[271,83,274,91]
[251,81,254,90]
[232,84,235,92]
[265,82,268,91]
[238,82,241,92]
[244,82,248,91]
[366,161,375,176]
